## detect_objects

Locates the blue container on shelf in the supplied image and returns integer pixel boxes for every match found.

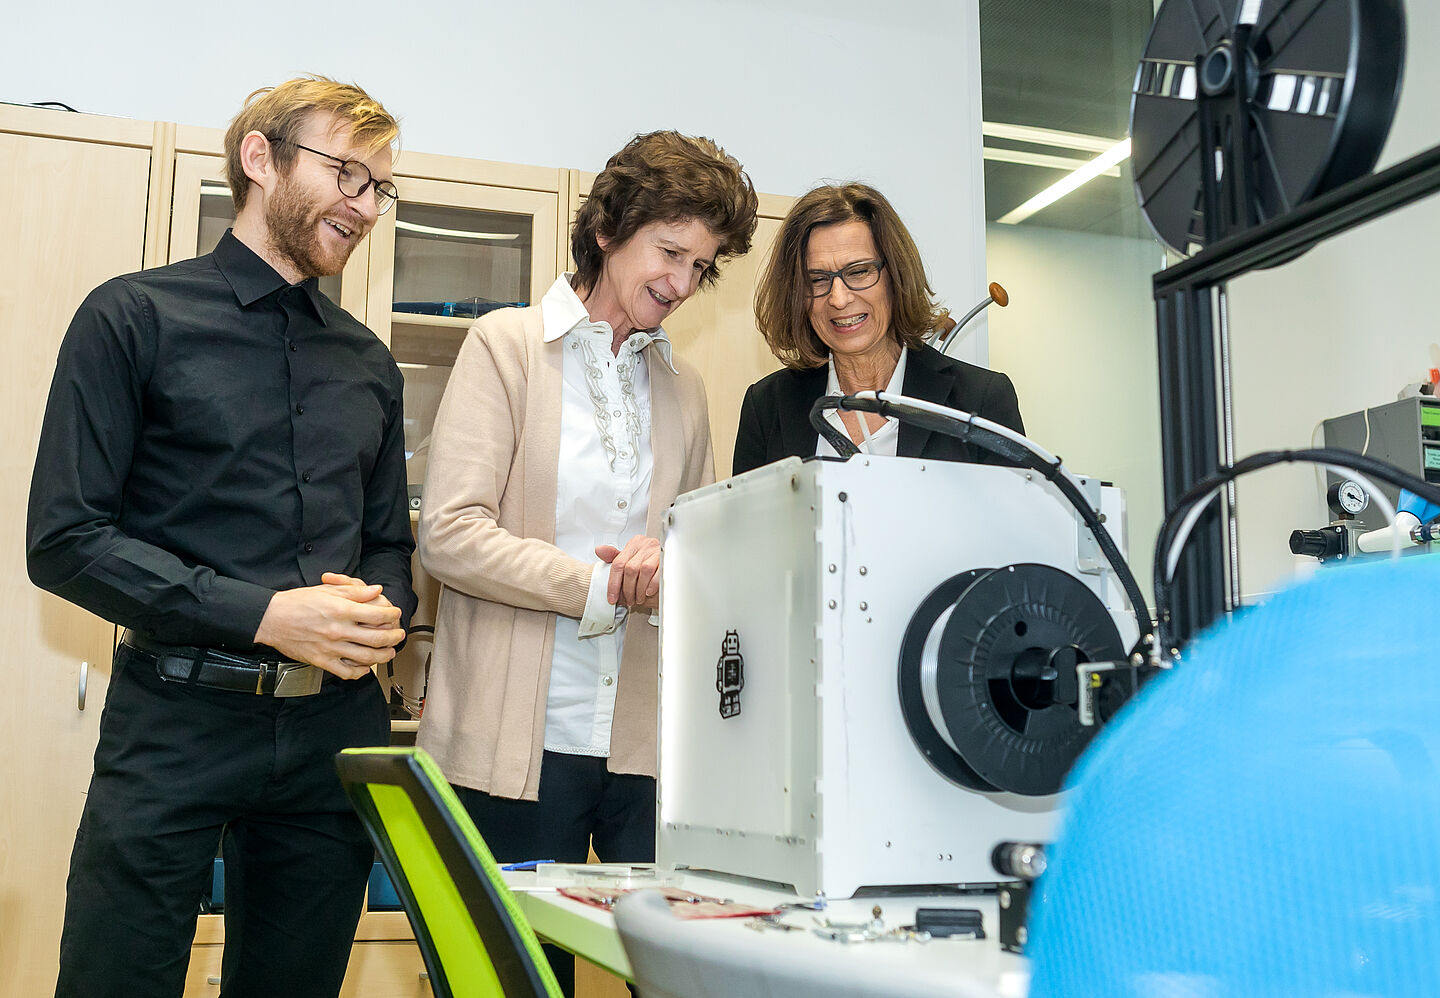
[393,299,526,318]
[367,861,404,911]
[200,857,224,913]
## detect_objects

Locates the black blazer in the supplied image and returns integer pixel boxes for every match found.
[732,345,1025,476]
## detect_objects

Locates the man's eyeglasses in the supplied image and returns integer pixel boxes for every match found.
[274,138,399,215]
[807,259,886,297]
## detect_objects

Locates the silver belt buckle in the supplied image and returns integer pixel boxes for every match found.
[273,661,323,697]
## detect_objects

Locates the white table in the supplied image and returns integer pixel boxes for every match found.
[503,868,1030,997]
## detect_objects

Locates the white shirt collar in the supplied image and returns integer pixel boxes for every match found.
[540,273,678,374]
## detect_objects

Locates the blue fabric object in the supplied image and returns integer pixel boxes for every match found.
[1398,488,1440,525]
[1028,553,1440,997]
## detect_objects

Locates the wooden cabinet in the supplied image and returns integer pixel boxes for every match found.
[0,104,160,998]
[369,155,562,493]
[185,912,431,997]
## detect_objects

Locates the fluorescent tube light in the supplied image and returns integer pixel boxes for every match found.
[396,220,519,241]
[996,138,1132,225]
[981,122,1118,154]
[982,146,1122,177]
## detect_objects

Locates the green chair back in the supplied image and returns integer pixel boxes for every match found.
[335,747,563,998]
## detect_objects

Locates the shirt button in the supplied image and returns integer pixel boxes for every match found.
[302,471,312,483]
[289,342,298,352]
[303,542,314,554]
[613,410,622,417]
[602,676,614,687]
[295,403,305,415]
[617,500,628,510]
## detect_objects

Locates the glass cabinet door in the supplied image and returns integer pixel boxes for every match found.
[168,152,369,316]
[364,177,559,479]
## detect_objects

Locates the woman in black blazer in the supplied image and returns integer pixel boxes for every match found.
[733,183,1023,476]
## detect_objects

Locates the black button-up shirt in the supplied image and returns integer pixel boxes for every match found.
[27,230,416,649]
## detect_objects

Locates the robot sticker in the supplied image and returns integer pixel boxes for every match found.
[716,630,744,719]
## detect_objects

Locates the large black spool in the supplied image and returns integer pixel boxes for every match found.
[897,564,1133,797]
[1131,0,1405,256]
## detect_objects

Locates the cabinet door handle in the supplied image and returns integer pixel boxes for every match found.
[78,660,88,711]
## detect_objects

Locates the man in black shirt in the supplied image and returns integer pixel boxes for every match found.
[27,77,417,998]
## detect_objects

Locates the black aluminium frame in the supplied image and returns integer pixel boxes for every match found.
[1154,140,1440,647]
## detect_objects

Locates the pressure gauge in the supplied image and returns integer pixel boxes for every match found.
[1327,480,1369,518]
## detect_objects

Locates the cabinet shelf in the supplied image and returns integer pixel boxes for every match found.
[391,311,477,330]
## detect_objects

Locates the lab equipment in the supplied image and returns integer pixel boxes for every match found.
[1323,398,1440,531]
[657,451,1138,899]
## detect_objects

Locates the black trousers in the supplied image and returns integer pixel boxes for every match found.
[55,642,390,998]
[454,750,656,997]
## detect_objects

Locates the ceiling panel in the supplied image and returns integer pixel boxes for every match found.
[981,0,1159,240]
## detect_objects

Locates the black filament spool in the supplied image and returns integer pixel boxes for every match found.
[1130,0,1405,256]
[899,564,1131,797]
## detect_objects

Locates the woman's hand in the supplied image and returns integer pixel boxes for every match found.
[596,536,661,611]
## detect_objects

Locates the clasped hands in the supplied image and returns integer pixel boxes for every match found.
[595,535,661,613]
[254,571,406,679]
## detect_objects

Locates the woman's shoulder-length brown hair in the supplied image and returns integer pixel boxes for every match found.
[755,183,946,370]
[571,131,759,296]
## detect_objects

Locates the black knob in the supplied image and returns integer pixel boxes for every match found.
[1289,527,1344,559]
[992,841,1047,882]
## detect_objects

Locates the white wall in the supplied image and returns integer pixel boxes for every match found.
[987,224,1165,602]
[4,0,990,364]
[1225,3,1440,598]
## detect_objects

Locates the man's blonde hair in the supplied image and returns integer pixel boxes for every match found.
[224,75,399,212]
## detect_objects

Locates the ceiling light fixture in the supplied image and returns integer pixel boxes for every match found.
[996,138,1132,225]
[981,122,1119,154]
[982,146,1122,177]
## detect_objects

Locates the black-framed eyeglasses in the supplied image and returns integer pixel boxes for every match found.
[807,259,886,297]
[275,138,399,215]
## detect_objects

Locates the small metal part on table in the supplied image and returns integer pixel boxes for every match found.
[810,906,932,944]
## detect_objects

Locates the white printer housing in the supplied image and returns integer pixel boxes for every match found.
[657,455,1135,899]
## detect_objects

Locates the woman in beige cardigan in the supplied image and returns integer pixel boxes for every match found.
[416,131,757,994]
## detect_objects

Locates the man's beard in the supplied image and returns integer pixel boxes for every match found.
[264,176,354,280]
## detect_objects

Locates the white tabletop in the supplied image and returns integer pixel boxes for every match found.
[503,868,1030,997]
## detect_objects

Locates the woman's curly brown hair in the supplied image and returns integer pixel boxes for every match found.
[572,131,759,295]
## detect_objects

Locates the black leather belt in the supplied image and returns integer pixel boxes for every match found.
[122,632,324,697]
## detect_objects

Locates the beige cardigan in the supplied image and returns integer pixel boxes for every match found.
[415,304,715,800]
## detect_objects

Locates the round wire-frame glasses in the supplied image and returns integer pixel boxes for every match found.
[276,138,399,215]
